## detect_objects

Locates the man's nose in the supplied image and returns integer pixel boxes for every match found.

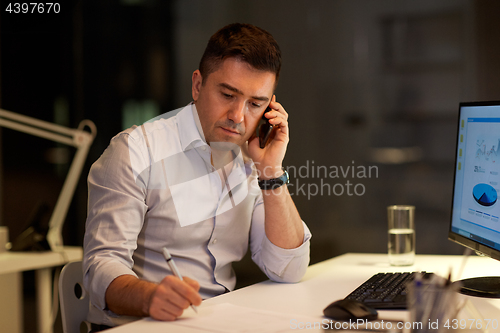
[227,101,245,124]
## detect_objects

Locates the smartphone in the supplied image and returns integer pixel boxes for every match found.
[256,106,273,149]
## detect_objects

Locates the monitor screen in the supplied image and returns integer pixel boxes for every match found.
[449,101,500,261]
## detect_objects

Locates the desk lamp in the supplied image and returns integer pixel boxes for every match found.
[0,108,96,251]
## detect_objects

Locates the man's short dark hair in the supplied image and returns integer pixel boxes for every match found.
[199,23,282,85]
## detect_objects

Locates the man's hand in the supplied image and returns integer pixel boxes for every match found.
[248,96,289,179]
[105,274,202,321]
[149,275,202,321]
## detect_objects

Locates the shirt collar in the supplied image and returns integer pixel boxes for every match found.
[177,103,207,151]
[177,103,253,166]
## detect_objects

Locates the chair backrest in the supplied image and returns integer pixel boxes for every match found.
[59,260,90,333]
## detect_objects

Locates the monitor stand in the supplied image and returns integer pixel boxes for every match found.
[459,276,500,298]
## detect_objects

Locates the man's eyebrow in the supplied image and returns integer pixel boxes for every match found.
[219,83,269,102]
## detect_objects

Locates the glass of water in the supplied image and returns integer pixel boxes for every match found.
[387,205,415,266]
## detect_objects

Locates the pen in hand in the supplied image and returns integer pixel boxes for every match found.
[162,247,198,313]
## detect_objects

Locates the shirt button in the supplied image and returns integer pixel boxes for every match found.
[212,239,217,244]
[201,146,206,151]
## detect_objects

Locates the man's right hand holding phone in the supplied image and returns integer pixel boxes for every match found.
[249,96,290,180]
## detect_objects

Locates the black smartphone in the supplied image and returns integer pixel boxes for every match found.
[256,106,273,149]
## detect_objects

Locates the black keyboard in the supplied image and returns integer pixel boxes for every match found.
[345,272,433,309]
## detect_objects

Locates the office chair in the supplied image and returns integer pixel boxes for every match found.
[59,261,91,333]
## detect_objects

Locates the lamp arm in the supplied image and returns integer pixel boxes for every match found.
[0,108,96,251]
[0,109,96,147]
[0,109,76,137]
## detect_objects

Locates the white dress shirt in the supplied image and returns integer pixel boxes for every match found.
[83,103,311,326]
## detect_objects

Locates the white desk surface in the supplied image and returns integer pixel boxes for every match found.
[108,253,500,332]
[0,246,83,274]
[0,246,83,333]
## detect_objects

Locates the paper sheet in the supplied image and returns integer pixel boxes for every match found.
[169,303,323,332]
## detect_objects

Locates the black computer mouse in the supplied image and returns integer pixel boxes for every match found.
[323,299,378,321]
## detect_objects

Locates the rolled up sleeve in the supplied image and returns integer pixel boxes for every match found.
[249,197,312,283]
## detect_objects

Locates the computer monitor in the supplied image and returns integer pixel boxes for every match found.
[449,100,500,298]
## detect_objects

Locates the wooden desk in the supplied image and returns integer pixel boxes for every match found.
[106,253,500,332]
[0,246,82,333]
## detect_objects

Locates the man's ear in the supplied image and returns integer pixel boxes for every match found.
[192,70,203,101]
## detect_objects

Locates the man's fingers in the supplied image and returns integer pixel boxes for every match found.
[148,275,202,321]
[166,276,202,306]
[164,285,193,309]
[149,291,183,321]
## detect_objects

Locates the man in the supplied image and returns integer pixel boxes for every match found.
[83,23,311,330]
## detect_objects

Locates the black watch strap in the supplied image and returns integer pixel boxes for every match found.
[258,168,289,190]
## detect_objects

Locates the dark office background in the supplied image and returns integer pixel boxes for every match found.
[1,0,500,332]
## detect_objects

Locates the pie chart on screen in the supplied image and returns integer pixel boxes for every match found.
[473,183,498,207]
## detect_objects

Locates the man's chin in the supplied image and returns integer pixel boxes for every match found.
[210,141,241,152]
[207,134,248,148]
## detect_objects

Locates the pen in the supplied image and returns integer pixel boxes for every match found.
[162,247,198,313]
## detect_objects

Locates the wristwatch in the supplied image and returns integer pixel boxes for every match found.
[258,168,289,190]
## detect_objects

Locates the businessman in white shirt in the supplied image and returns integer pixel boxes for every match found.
[83,23,311,330]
